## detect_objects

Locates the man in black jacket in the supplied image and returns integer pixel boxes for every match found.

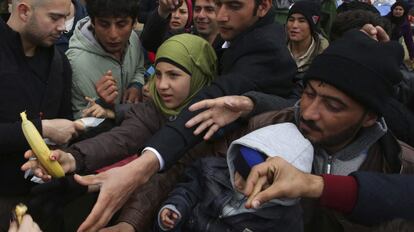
[61,0,297,229]
[0,0,83,229]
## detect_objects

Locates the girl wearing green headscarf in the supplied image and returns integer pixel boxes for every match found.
[85,33,217,119]
[40,34,217,231]
[149,33,217,116]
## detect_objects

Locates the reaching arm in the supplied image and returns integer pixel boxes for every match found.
[145,32,297,169]
[68,102,163,173]
[243,157,414,225]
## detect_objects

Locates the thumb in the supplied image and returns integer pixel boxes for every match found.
[248,185,282,209]
[74,120,85,131]
[106,70,112,76]
[8,220,17,232]
[24,150,35,159]
[74,174,99,186]
[85,96,96,105]
[74,174,102,192]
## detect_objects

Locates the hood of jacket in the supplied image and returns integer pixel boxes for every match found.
[227,123,314,209]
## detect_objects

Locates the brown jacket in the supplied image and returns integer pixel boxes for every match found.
[68,101,166,173]
[247,107,414,232]
[66,101,226,231]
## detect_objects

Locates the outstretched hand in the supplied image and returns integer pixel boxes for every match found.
[75,151,159,231]
[244,157,324,209]
[185,96,254,140]
[82,97,115,119]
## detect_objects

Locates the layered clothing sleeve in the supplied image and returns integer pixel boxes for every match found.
[348,171,414,224]
[145,23,296,169]
[160,159,204,224]
[67,101,164,173]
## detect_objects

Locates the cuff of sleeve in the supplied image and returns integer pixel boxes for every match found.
[319,174,358,214]
[128,82,143,89]
[95,98,114,109]
[157,204,182,231]
[241,92,258,120]
[64,148,86,173]
[142,147,164,171]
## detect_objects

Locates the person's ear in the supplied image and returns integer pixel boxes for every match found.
[361,111,378,128]
[17,3,31,22]
[256,0,272,17]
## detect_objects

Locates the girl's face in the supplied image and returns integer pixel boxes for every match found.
[393,6,405,17]
[155,62,191,109]
[169,1,189,30]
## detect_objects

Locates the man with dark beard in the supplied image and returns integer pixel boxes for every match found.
[183,29,414,231]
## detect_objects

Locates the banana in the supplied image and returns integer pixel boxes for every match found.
[14,203,27,226]
[20,111,65,178]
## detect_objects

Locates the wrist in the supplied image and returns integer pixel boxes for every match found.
[130,150,160,177]
[41,120,51,138]
[304,174,324,198]
[157,6,170,19]
[105,109,115,119]
[240,96,254,117]
[66,152,77,173]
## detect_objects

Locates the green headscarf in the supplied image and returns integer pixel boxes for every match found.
[149,34,217,116]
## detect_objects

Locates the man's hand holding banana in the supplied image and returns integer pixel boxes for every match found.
[21,149,76,182]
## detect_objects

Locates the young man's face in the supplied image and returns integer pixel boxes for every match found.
[299,80,377,152]
[215,0,266,41]
[93,16,134,57]
[286,13,311,43]
[193,0,218,37]
[23,0,70,47]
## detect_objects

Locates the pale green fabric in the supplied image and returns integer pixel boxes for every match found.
[149,34,217,116]
[66,17,145,119]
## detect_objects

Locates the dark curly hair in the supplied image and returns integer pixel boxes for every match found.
[330,10,391,41]
[85,0,139,22]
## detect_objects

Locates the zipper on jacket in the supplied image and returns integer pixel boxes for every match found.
[120,63,124,98]
[326,155,333,174]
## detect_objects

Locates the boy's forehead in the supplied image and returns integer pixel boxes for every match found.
[195,0,216,5]
[215,0,247,4]
[289,13,306,20]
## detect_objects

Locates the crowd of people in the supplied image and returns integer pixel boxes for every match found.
[1,0,414,231]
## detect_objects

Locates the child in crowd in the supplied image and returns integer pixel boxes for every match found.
[157,122,314,232]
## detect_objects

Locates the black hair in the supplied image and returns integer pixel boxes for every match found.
[253,0,264,16]
[330,10,391,41]
[337,1,380,15]
[85,0,139,22]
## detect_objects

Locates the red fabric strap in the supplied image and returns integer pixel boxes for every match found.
[319,174,358,214]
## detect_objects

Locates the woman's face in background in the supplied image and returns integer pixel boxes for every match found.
[169,1,189,30]
[393,5,405,17]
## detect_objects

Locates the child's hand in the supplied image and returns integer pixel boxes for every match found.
[160,208,180,230]
[82,97,115,119]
